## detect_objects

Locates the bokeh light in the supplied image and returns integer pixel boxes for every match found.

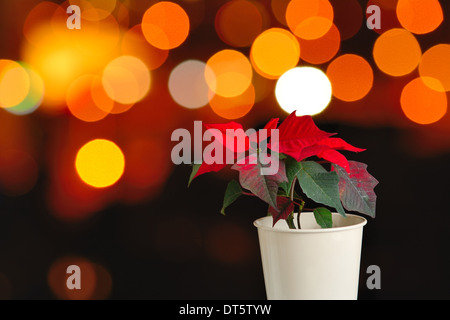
[2,64,44,116]
[46,121,116,222]
[29,46,79,109]
[275,67,332,116]
[373,28,421,77]
[205,49,253,98]
[0,60,30,109]
[209,84,255,120]
[400,77,447,125]
[66,74,112,122]
[53,4,122,59]
[121,24,169,71]
[21,5,121,112]
[90,75,116,113]
[23,1,64,46]
[141,1,190,50]
[75,139,125,188]
[168,60,211,109]
[215,0,264,47]
[286,0,334,40]
[298,23,340,65]
[396,0,443,34]
[326,54,373,102]
[102,56,151,105]
[419,44,450,92]
[250,28,300,79]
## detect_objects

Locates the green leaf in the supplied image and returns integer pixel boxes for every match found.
[297,161,346,216]
[333,161,378,218]
[188,164,201,187]
[221,180,243,215]
[313,207,333,228]
[279,156,302,195]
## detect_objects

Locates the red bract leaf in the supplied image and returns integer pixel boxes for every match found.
[268,196,294,226]
[316,137,366,153]
[264,117,279,132]
[246,118,279,152]
[318,149,351,172]
[190,122,250,182]
[193,162,228,180]
[271,111,334,160]
[296,138,366,172]
[193,118,282,182]
[269,111,365,172]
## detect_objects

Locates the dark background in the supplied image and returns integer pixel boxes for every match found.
[0,0,450,300]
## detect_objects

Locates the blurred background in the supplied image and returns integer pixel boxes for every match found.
[0,0,449,299]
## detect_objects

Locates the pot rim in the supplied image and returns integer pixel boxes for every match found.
[253,212,367,234]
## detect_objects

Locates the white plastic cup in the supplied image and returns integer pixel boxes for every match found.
[254,212,367,300]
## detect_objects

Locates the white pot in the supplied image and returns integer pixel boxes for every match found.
[254,212,367,300]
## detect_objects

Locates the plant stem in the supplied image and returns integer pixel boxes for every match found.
[289,176,297,202]
[297,199,305,229]
[286,215,296,229]
[288,176,306,229]
[286,176,300,229]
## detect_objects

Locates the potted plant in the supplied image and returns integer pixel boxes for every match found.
[185,111,378,300]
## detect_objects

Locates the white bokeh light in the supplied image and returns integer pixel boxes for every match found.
[169,60,213,109]
[275,66,332,116]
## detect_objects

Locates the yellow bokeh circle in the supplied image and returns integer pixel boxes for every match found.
[75,139,125,188]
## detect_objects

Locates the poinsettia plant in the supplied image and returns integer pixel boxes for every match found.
[188,111,378,229]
